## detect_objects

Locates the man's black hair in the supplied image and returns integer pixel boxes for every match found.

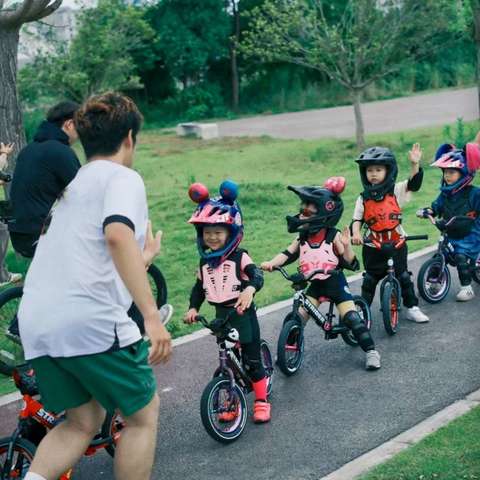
[46,101,80,127]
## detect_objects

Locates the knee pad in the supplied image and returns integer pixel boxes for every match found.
[398,270,413,289]
[361,272,378,305]
[342,310,374,352]
[454,253,472,286]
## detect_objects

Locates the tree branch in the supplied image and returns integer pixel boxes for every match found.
[0,0,35,28]
[27,0,63,22]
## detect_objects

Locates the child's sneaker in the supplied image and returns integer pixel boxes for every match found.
[365,350,381,370]
[253,401,271,423]
[405,306,429,323]
[456,285,475,302]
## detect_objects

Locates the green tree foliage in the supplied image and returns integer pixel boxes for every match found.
[241,0,466,148]
[146,0,230,87]
[19,0,156,102]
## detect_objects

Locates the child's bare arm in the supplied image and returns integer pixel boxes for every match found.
[351,220,363,245]
[261,238,299,271]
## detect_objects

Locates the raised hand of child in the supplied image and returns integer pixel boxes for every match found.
[184,308,198,324]
[234,286,255,313]
[409,143,422,166]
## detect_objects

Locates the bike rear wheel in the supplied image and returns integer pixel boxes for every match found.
[200,376,247,444]
[101,411,126,458]
[340,295,372,347]
[0,286,24,376]
[260,340,274,397]
[276,317,304,376]
[127,264,168,334]
[0,436,36,479]
[381,280,400,335]
[417,257,451,304]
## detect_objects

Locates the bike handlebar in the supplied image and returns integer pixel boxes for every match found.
[273,266,339,282]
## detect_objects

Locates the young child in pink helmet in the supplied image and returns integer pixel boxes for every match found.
[419,142,480,301]
[262,177,381,371]
[183,180,271,423]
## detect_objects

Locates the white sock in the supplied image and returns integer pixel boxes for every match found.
[25,473,47,480]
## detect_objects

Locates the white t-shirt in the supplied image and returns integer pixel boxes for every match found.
[19,160,148,360]
[352,180,412,239]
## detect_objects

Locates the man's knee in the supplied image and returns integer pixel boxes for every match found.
[125,393,160,428]
[65,401,106,437]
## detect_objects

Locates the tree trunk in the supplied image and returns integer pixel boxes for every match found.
[230,1,240,112]
[351,88,366,150]
[0,26,26,176]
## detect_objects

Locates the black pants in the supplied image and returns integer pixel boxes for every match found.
[215,305,266,382]
[362,244,418,308]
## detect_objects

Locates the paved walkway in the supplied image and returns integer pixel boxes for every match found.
[218,87,478,139]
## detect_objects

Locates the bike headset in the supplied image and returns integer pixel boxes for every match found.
[355,147,398,200]
[188,179,243,268]
[286,176,345,237]
[431,143,480,195]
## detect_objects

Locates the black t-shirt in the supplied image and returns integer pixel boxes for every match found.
[9,121,81,235]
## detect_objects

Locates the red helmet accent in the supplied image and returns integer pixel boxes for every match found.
[323,176,346,195]
[466,143,480,173]
[188,183,210,203]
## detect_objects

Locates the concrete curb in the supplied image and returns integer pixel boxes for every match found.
[320,387,480,480]
[0,243,437,409]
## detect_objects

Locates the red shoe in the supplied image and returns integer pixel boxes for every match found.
[253,401,271,424]
[218,403,239,422]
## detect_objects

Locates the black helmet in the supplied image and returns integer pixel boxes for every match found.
[355,147,398,200]
[286,185,343,234]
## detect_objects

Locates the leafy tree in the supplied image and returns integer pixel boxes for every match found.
[0,0,62,159]
[241,0,465,148]
[20,0,156,102]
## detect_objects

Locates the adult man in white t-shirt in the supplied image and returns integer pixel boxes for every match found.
[19,92,172,480]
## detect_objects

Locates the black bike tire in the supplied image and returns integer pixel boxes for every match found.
[200,376,247,444]
[260,340,274,397]
[276,318,304,376]
[417,257,451,304]
[471,259,480,285]
[0,436,37,477]
[0,286,24,376]
[381,280,400,335]
[101,411,125,458]
[340,295,372,347]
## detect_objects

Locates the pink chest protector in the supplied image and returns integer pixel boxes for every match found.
[201,259,248,305]
[299,236,339,281]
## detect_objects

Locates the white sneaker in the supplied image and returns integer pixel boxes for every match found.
[456,285,475,302]
[405,306,429,323]
[159,304,174,326]
[0,272,22,288]
[365,350,381,370]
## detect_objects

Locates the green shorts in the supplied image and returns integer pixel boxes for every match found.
[30,340,156,417]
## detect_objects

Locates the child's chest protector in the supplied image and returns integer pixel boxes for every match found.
[299,232,339,281]
[364,194,402,232]
[201,259,247,305]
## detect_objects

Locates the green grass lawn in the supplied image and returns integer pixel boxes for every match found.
[359,404,480,480]
[0,119,479,396]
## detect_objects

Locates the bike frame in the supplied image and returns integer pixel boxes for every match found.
[216,339,252,392]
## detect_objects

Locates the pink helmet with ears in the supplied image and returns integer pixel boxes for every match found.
[188,181,244,267]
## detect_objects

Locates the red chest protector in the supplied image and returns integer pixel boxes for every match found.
[363,194,402,233]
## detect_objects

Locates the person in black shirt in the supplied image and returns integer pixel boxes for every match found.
[9,101,81,258]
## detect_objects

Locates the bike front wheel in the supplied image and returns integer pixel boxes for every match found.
[417,257,451,304]
[276,317,304,376]
[341,295,372,347]
[471,256,480,285]
[0,436,36,479]
[200,376,247,444]
[381,280,400,335]
[0,286,24,376]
